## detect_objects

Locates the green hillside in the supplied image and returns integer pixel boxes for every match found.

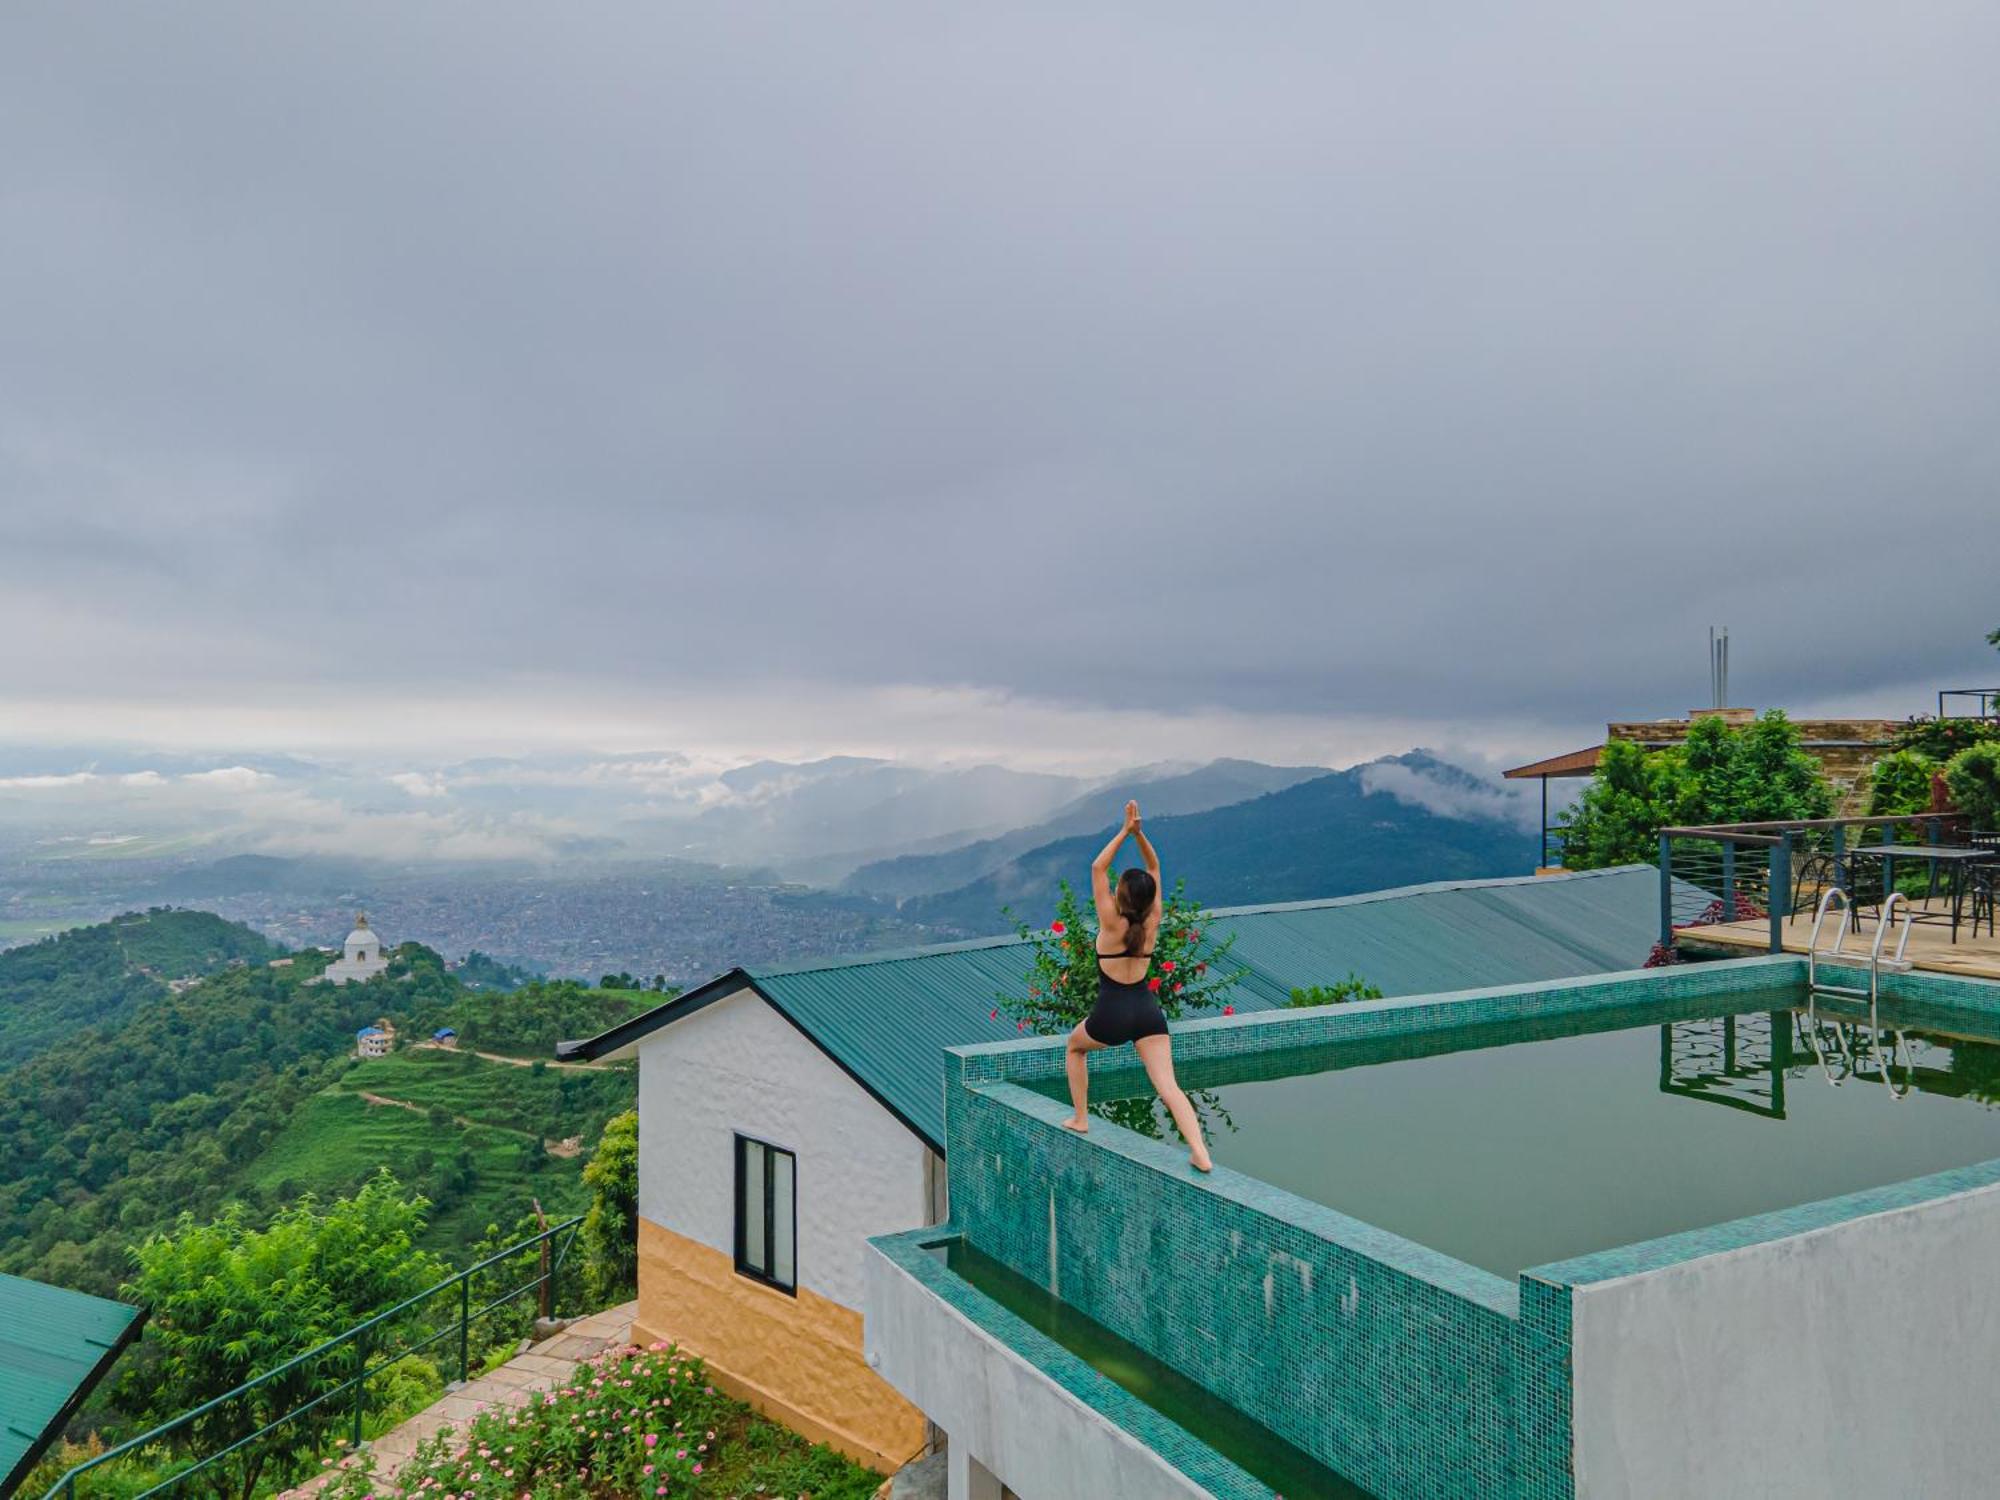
[0,908,279,1069]
[0,938,635,1296]
[901,754,1533,935]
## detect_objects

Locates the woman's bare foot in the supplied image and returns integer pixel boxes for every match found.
[1059,1116,1090,1134]
[1189,1147,1213,1172]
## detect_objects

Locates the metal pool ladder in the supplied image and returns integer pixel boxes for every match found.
[1807,888,1913,1007]
[1805,889,1916,1099]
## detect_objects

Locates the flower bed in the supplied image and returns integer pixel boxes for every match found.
[319,1343,880,1500]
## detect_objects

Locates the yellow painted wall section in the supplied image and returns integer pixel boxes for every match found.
[633,1215,925,1473]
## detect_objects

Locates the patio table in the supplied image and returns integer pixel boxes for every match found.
[1846,844,1999,944]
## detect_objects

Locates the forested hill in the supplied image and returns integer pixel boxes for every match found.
[899,756,1532,935]
[0,909,279,1069]
[0,936,648,1297]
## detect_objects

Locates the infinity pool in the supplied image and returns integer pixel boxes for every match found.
[1054,986,2000,1278]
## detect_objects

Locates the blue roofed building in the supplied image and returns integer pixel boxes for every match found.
[556,865,1664,1473]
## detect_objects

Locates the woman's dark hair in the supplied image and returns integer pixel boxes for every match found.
[1113,869,1157,954]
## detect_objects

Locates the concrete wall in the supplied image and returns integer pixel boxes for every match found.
[865,1241,1220,1500]
[631,986,934,1469]
[1568,1177,2000,1500]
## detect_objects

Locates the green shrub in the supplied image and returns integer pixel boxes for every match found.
[1288,974,1384,1007]
[316,1343,880,1500]
[1865,750,1937,817]
[1945,743,2000,831]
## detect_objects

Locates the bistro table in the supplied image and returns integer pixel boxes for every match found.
[1846,844,2000,944]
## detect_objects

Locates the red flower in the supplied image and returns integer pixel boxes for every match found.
[1050,921,1066,935]
[990,1008,1000,1020]
[1195,961,1207,973]
[1161,959,1177,973]
[1016,1020,1027,1031]
[1222,1004,1236,1016]
[1147,977,1162,993]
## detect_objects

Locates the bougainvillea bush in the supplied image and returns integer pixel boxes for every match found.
[996,879,1242,1140]
[317,1343,878,1500]
[998,880,1241,1035]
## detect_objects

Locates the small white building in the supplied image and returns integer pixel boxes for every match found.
[317,914,389,985]
[355,1025,392,1059]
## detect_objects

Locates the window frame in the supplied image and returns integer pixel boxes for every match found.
[732,1132,798,1295]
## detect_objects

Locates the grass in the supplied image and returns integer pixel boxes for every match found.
[237,1089,590,1252]
[341,1047,634,1138]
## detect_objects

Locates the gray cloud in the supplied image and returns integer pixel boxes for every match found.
[3,2,1997,756]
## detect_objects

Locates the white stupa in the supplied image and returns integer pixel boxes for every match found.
[318,913,390,985]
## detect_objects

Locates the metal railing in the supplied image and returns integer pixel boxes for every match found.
[44,1215,583,1500]
[1657,813,1967,953]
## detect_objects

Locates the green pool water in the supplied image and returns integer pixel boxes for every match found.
[941,1238,1376,1500]
[1061,986,2000,1279]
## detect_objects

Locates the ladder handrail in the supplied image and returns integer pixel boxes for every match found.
[1807,886,1853,991]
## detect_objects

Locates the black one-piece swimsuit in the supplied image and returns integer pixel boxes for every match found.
[1083,946,1169,1046]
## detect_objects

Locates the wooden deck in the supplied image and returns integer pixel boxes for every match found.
[1686,900,2000,982]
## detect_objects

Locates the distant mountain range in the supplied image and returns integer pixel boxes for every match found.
[894,752,1534,935]
[843,758,1329,901]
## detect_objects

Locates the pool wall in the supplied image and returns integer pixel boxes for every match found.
[1546,1156,2000,1499]
[943,956,1805,1500]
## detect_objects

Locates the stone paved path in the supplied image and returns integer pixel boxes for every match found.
[281,1303,636,1496]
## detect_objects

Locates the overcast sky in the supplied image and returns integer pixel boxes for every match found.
[4,3,1996,774]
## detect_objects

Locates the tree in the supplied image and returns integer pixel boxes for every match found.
[118,1174,448,1499]
[1559,712,1833,869]
[579,1110,639,1304]
[1944,743,2000,831]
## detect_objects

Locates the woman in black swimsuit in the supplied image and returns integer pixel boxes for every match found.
[1059,799,1213,1172]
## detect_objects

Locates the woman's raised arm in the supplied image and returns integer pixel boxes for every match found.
[1090,801,1140,925]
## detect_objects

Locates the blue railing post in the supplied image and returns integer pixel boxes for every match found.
[1769,833,1793,953]
[458,1273,471,1383]
[351,1332,368,1450]
[1658,833,1674,948]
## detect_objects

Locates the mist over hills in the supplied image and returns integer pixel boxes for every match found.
[895,752,1535,935]
[1,743,1537,974]
[844,758,1330,901]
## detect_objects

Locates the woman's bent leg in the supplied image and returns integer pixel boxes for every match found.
[1135,1034,1212,1171]
[1063,1022,1106,1130]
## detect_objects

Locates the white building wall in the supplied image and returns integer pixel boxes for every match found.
[635,987,933,1312]
[1569,1179,2000,1500]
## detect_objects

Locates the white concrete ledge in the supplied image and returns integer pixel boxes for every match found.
[863,1243,1215,1500]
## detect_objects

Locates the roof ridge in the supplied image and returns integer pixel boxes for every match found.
[1199,864,1644,919]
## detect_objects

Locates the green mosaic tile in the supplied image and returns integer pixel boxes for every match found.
[924,955,2000,1500]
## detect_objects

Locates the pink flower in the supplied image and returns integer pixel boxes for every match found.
[1222,1004,1236,1016]
[989,1008,999,1020]
[1016,1020,1026,1031]
[644,1434,658,1448]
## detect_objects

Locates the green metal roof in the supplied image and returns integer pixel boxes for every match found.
[0,1273,146,1496]
[564,866,1664,1152]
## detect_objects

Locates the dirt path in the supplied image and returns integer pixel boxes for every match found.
[352,1089,576,1156]
[412,1041,619,1072]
